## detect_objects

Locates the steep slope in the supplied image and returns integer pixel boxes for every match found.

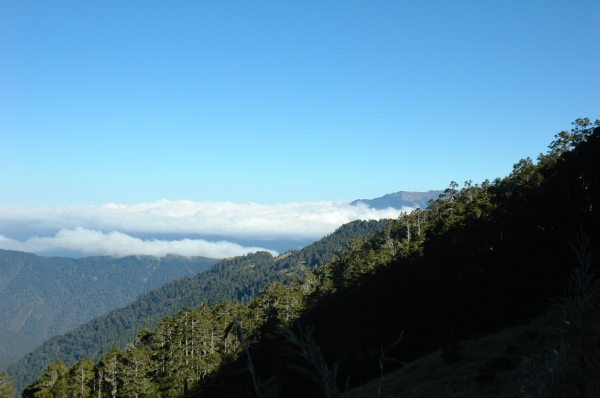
[185,121,600,397]
[346,307,600,398]
[20,120,600,398]
[0,251,217,371]
[8,219,388,393]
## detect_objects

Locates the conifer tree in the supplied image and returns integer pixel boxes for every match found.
[22,360,68,398]
[97,347,122,398]
[0,373,16,398]
[66,358,94,398]
[120,346,154,398]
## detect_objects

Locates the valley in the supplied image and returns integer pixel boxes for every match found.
[7,120,599,397]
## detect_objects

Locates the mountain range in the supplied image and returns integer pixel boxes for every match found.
[5,219,389,392]
[5,120,599,398]
[0,252,217,371]
[0,190,434,375]
[351,190,443,210]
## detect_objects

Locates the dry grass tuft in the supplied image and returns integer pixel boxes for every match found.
[279,325,340,398]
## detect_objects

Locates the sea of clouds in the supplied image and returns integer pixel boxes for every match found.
[0,200,409,258]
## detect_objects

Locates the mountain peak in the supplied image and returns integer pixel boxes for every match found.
[351,190,443,210]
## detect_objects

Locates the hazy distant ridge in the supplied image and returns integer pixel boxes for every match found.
[0,251,217,371]
[7,220,389,393]
[351,190,443,210]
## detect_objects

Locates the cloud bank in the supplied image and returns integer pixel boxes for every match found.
[0,200,410,258]
[0,228,276,258]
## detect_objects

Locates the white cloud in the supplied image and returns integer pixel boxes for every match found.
[0,200,411,257]
[0,228,277,258]
[0,200,409,239]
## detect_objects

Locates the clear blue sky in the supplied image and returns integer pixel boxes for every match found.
[1,0,599,206]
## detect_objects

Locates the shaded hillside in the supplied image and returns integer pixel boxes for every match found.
[92,118,596,398]
[0,251,217,371]
[20,120,600,398]
[260,120,600,397]
[351,190,442,210]
[346,305,600,397]
[8,219,388,393]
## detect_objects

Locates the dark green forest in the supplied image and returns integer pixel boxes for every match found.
[11,118,600,397]
[7,219,388,394]
[0,253,218,371]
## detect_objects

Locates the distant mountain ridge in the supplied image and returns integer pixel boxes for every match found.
[4,189,437,388]
[0,250,217,371]
[7,219,389,393]
[351,190,443,210]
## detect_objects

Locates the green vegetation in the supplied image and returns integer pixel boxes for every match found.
[0,372,16,398]
[17,118,600,397]
[345,231,600,397]
[342,313,581,397]
[0,252,217,371]
[8,219,388,394]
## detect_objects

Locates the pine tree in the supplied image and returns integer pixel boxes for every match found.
[22,360,68,398]
[97,347,122,398]
[0,373,16,398]
[120,346,155,398]
[66,358,94,398]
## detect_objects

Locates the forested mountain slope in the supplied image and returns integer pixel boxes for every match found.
[16,119,600,398]
[18,119,600,398]
[0,251,217,371]
[8,219,388,393]
[195,119,598,397]
[346,306,600,397]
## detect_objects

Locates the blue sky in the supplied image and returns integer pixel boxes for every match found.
[0,1,598,257]
[2,0,598,206]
